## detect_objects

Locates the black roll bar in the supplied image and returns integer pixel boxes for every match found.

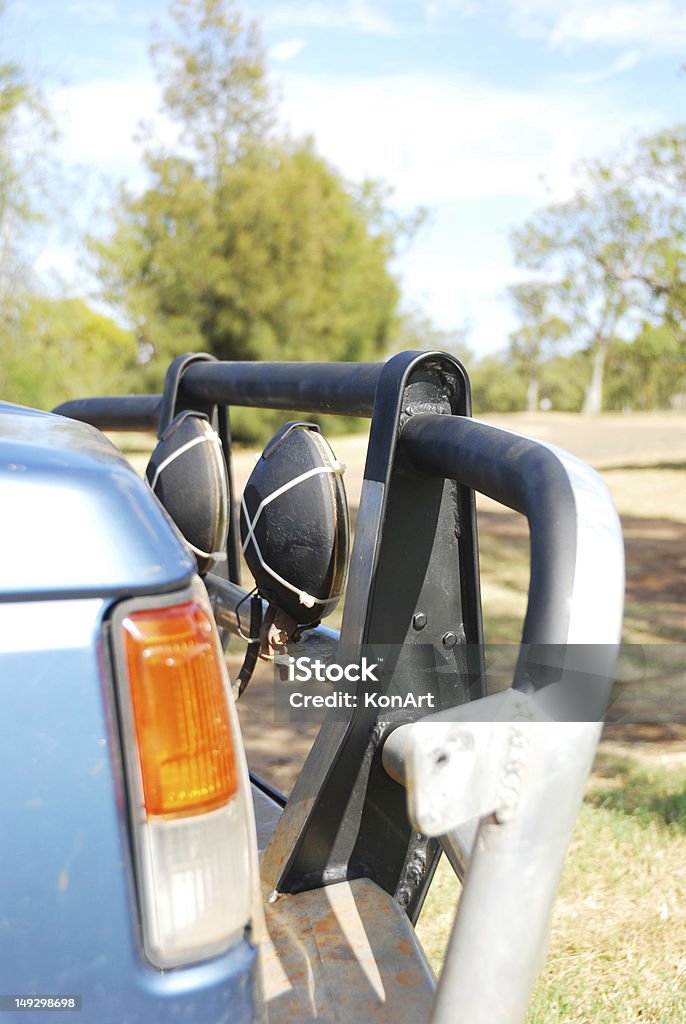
[54,356,623,704]
[400,414,578,648]
[54,361,384,428]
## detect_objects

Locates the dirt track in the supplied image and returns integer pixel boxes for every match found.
[482,411,686,469]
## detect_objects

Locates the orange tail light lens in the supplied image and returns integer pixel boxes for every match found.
[122,600,238,818]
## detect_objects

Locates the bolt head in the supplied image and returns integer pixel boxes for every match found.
[412,612,427,630]
[442,630,458,649]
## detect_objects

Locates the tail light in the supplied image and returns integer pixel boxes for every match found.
[113,586,256,968]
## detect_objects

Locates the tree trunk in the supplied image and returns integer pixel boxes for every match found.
[527,367,539,413]
[582,340,607,415]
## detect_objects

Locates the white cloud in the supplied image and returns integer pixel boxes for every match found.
[551,1,686,50]
[274,66,666,351]
[424,0,483,17]
[558,48,640,84]
[503,0,686,53]
[33,246,80,283]
[54,45,612,213]
[51,78,172,171]
[66,1,118,23]
[277,70,660,207]
[263,1,401,36]
[424,0,686,53]
[269,38,307,63]
[41,53,671,356]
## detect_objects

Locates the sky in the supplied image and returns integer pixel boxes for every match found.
[5,0,686,356]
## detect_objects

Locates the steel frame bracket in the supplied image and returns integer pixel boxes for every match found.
[382,688,577,836]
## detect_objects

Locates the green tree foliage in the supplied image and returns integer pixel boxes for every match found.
[511,127,686,415]
[511,177,647,415]
[507,282,570,411]
[392,307,472,363]
[2,297,138,410]
[469,355,527,413]
[96,143,399,373]
[0,25,55,323]
[538,350,588,412]
[605,324,686,411]
[624,126,686,336]
[93,0,402,426]
[0,11,86,412]
[468,329,685,416]
[0,56,34,304]
[150,0,273,179]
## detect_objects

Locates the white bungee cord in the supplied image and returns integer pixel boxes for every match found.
[147,422,228,563]
[241,460,345,610]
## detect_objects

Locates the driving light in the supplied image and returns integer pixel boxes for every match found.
[145,412,229,576]
[240,421,350,625]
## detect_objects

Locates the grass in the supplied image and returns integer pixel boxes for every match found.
[588,749,686,834]
[417,746,686,1023]
[476,501,686,648]
[623,601,686,644]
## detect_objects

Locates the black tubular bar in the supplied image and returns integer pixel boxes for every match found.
[54,360,620,708]
[400,413,577,650]
[53,394,162,431]
[54,361,384,429]
[179,360,383,416]
[55,368,578,649]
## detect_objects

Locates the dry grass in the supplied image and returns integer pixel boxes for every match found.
[603,469,686,525]
[417,744,686,1023]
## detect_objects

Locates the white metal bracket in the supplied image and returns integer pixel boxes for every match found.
[383,687,563,835]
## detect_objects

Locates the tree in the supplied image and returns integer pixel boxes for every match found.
[0,8,71,408]
[0,33,55,326]
[0,57,32,307]
[469,355,527,413]
[95,141,400,374]
[621,126,686,338]
[605,324,686,411]
[507,283,570,412]
[511,126,686,414]
[149,0,273,182]
[538,350,589,412]
[391,307,472,363]
[1,297,138,410]
[93,0,402,409]
[511,175,651,414]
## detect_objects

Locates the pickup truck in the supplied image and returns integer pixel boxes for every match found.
[0,350,625,1023]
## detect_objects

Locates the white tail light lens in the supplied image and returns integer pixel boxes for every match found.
[139,802,252,964]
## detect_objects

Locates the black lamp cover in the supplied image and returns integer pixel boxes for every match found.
[146,411,229,576]
[240,422,349,625]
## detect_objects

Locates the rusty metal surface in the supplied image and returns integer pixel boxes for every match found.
[259,719,350,891]
[252,783,284,857]
[260,878,436,1024]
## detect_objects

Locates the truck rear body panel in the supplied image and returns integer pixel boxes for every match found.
[0,596,258,1022]
[0,403,195,600]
